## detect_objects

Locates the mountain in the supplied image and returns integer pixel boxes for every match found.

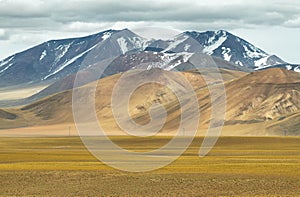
[2,68,300,136]
[0,68,245,131]
[0,29,146,87]
[0,29,293,88]
[224,68,300,124]
[266,111,300,136]
[0,51,248,108]
[146,30,286,69]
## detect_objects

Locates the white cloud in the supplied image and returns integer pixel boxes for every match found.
[65,22,113,33]
[0,28,9,40]
[284,17,300,27]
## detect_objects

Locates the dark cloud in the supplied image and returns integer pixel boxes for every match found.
[0,0,299,62]
[0,0,300,30]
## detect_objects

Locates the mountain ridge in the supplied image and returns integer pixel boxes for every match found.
[0,28,297,88]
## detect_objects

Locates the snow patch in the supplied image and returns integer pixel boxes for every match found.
[162,52,193,71]
[50,42,73,71]
[0,56,14,68]
[39,50,47,61]
[117,37,129,54]
[55,43,72,57]
[286,65,292,70]
[184,44,191,51]
[145,52,192,71]
[44,44,97,80]
[235,61,244,67]
[203,35,227,55]
[294,66,300,72]
[254,64,274,71]
[75,41,86,45]
[254,56,270,67]
[0,63,13,74]
[128,36,147,49]
[163,35,189,52]
[222,47,231,61]
[102,32,112,41]
[243,44,267,59]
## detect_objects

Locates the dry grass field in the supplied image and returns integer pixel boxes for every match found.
[0,136,300,196]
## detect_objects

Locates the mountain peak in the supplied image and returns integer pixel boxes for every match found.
[183,29,286,69]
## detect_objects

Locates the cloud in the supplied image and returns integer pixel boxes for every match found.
[64,21,113,32]
[0,0,299,62]
[0,0,48,18]
[0,29,9,40]
[0,0,300,31]
[284,17,300,28]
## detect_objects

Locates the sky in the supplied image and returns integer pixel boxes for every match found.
[0,0,300,63]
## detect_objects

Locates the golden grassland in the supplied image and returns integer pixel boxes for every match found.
[1,136,300,196]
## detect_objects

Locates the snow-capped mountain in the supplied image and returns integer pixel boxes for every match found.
[146,30,286,70]
[190,30,287,69]
[0,29,147,87]
[0,28,294,87]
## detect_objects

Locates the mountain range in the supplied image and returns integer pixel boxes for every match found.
[1,67,300,136]
[0,28,300,136]
[0,28,297,88]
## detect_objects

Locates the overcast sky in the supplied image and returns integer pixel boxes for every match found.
[0,0,300,63]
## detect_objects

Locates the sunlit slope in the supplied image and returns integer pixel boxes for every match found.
[3,68,300,136]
